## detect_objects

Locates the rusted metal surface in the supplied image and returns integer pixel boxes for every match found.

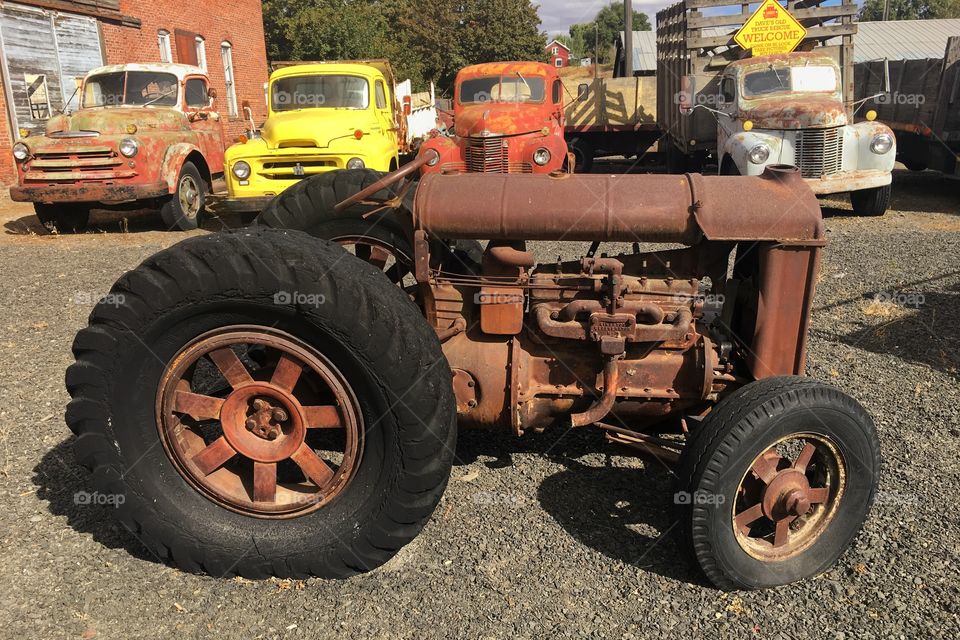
[415,165,822,244]
[418,61,568,176]
[10,64,225,209]
[156,326,362,518]
[733,434,845,558]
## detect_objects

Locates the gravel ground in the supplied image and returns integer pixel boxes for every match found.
[0,169,958,639]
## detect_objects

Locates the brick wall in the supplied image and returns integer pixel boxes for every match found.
[0,0,269,186]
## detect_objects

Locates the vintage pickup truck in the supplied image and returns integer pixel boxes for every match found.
[216,60,436,214]
[9,63,225,232]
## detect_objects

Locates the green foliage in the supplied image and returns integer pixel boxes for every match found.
[858,0,960,19]
[569,2,651,63]
[262,0,547,92]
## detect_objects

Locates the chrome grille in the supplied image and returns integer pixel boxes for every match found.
[794,128,843,178]
[465,136,507,173]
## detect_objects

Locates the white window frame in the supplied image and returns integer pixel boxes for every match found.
[158,29,172,63]
[555,58,563,68]
[552,46,559,55]
[220,41,238,118]
[195,36,207,71]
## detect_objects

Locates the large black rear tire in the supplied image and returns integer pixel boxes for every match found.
[65,228,457,578]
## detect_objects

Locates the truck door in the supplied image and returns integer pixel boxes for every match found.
[184,75,225,174]
[717,74,739,171]
[374,79,399,160]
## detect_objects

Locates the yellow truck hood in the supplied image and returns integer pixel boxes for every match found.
[261,109,381,149]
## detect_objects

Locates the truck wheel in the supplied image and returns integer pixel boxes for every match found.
[34,203,90,233]
[676,377,879,590]
[568,137,594,173]
[849,185,890,217]
[65,228,457,578]
[161,161,207,231]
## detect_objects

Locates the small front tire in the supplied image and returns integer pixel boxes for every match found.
[677,377,880,590]
[160,161,207,230]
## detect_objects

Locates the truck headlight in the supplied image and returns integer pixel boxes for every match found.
[533,148,551,166]
[870,133,893,155]
[232,161,251,180]
[12,142,28,162]
[748,143,770,165]
[119,138,139,158]
[346,158,365,170]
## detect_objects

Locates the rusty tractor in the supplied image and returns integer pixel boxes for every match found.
[66,165,879,590]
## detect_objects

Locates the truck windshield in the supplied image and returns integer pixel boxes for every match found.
[82,71,180,108]
[271,75,370,111]
[743,65,838,98]
[459,76,546,104]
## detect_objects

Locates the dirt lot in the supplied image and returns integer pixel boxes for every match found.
[0,170,958,639]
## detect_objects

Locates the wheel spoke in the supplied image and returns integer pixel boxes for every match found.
[808,487,830,504]
[303,405,342,429]
[253,461,277,503]
[793,443,816,472]
[173,390,224,420]
[734,503,765,533]
[191,436,236,475]
[368,245,391,270]
[354,243,371,262]
[384,262,408,284]
[290,442,334,487]
[208,347,253,388]
[774,518,791,548]
[751,453,781,484]
[270,354,303,392]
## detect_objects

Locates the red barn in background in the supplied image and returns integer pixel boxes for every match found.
[546,39,571,68]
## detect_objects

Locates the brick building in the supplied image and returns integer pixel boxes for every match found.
[0,0,269,185]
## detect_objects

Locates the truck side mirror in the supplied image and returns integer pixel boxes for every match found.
[403,96,412,116]
[679,75,695,116]
[578,83,589,101]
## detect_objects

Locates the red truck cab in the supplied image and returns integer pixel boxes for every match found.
[419,62,568,174]
[10,63,225,232]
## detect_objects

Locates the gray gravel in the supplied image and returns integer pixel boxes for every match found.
[0,169,958,639]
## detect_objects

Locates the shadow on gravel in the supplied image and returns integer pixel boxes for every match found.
[455,427,704,585]
[833,285,960,380]
[4,208,252,236]
[32,438,156,563]
[536,459,705,586]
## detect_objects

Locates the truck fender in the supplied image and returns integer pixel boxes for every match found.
[161,143,210,193]
[722,131,784,176]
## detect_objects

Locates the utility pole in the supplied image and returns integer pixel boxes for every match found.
[595,24,599,80]
[624,0,634,77]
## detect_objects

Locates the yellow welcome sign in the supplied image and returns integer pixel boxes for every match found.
[734,0,807,56]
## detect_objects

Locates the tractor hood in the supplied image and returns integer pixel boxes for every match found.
[45,107,189,136]
[455,104,547,138]
[262,109,380,149]
[739,95,847,130]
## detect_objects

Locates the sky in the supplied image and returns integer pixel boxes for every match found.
[537,0,675,36]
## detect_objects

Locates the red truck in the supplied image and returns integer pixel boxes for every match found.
[418,61,569,175]
[10,63,225,232]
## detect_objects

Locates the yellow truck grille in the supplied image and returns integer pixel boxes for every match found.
[795,128,843,179]
[259,159,338,180]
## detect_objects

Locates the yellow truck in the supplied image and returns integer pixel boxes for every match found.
[214,60,435,213]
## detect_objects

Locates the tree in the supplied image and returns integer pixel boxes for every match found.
[569,2,652,64]
[858,0,960,19]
